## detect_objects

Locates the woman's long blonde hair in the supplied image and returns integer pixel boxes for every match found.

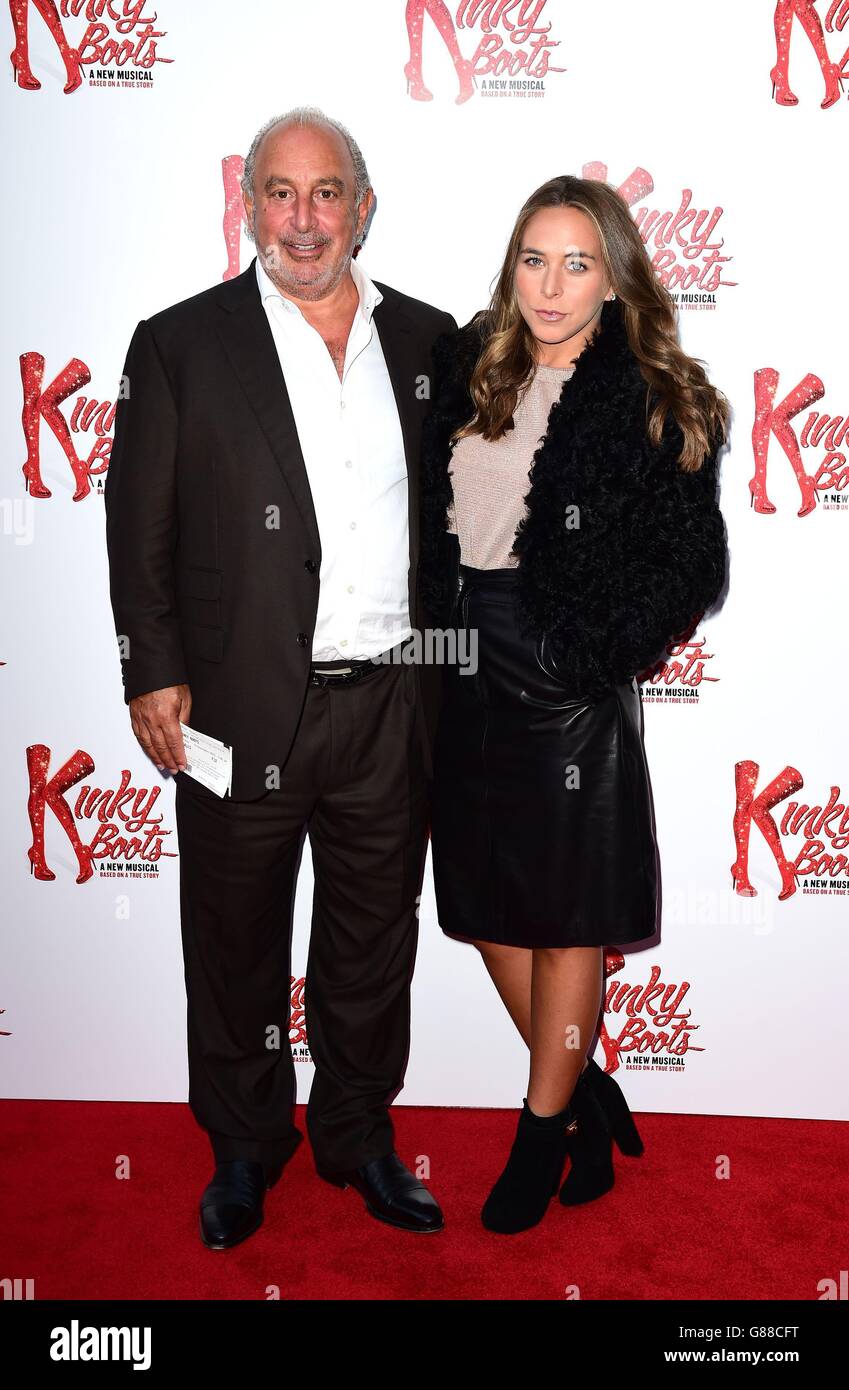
[455,175,730,473]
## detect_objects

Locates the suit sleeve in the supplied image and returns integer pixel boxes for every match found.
[104,318,189,704]
[546,425,728,694]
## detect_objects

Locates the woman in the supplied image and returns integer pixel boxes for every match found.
[418,175,730,1235]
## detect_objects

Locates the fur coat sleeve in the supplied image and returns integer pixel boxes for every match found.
[526,411,729,698]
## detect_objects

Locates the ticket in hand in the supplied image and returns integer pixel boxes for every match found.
[178,721,233,798]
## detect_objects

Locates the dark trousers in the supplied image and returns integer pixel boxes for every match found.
[174,656,429,1175]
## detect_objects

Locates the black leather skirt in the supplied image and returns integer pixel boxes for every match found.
[430,563,659,948]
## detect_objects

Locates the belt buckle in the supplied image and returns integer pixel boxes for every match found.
[311,661,371,688]
[311,668,344,688]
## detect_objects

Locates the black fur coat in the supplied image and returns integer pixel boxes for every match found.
[417,297,728,698]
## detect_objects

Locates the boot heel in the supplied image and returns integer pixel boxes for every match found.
[585,1056,644,1156]
[608,1101,644,1157]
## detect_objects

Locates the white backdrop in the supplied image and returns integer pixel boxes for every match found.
[2,0,847,1119]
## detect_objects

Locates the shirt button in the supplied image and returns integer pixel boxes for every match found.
[347,585,354,593]
[296,632,308,647]
[304,559,317,574]
[340,639,348,647]
[340,401,346,410]
[350,521,357,530]
[345,460,352,469]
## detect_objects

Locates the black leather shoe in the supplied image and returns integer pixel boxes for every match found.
[318,1151,444,1232]
[199,1159,283,1250]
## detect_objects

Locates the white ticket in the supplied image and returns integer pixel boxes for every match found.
[178,721,233,798]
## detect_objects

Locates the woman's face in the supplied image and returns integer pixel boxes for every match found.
[513,206,614,367]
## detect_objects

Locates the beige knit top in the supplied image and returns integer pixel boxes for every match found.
[446,362,576,569]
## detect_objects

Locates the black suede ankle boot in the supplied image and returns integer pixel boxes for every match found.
[558,1066,615,1206]
[481,1097,578,1234]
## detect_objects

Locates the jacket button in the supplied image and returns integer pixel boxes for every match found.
[296,632,308,647]
[304,558,317,573]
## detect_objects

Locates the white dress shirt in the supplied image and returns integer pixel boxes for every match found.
[255,253,411,662]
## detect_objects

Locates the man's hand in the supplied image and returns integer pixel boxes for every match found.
[129,684,192,775]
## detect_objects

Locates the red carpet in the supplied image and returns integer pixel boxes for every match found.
[3,1100,845,1300]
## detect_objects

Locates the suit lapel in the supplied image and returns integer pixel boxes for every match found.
[371,287,420,579]
[213,257,321,553]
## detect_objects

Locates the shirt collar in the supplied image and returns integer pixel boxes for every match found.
[254,252,382,323]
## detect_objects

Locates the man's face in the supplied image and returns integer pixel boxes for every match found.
[243,120,373,303]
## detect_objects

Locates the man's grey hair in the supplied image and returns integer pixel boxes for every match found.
[241,106,374,248]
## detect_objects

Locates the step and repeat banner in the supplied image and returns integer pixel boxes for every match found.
[2,1,847,1118]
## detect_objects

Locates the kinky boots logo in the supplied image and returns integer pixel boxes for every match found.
[731,761,849,900]
[769,1,847,108]
[751,366,848,514]
[290,976,312,1063]
[629,175,736,310]
[16,349,120,503]
[577,161,736,309]
[638,614,721,704]
[402,0,566,104]
[597,952,704,1075]
[9,0,173,95]
[25,745,177,883]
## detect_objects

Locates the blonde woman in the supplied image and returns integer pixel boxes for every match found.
[419,176,729,1234]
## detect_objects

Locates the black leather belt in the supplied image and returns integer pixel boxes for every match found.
[309,656,381,688]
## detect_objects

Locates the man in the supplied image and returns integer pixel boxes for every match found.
[104,106,457,1249]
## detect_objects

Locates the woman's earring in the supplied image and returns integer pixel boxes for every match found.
[610,292,616,301]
